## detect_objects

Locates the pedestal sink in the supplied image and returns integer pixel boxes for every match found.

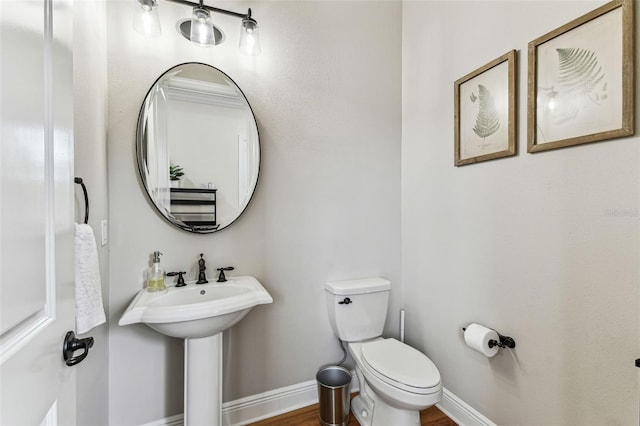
[119,276,273,426]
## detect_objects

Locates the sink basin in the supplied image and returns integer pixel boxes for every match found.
[119,275,273,338]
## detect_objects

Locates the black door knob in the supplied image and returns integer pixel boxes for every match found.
[62,331,94,366]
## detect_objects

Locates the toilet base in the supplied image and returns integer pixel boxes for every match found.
[351,394,371,426]
[351,385,421,426]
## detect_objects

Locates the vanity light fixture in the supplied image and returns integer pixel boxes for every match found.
[132,0,162,37]
[132,0,261,55]
[239,14,261,56]
[189,5,215,47]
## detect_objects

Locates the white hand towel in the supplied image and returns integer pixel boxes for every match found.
[75,223,106,334]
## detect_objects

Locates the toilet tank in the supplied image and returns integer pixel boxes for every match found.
[325,277,391,342]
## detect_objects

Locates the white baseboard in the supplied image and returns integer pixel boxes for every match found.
[142,371,359,426]
[436,388,497,426]
[140,379,317,426]
[140,414,183,426]
[222,378,318,425]
[224,370,360,426]
[143,375,498,426]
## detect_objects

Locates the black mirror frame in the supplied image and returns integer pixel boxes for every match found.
[135,62,261,234]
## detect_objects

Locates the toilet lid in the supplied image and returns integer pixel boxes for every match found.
[361,338,440,390]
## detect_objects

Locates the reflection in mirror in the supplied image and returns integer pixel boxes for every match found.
[137,63,260,233]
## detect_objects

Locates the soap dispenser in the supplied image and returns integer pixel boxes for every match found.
[146,251,166,292]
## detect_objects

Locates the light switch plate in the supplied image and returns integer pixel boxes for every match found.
[101,220,108,246]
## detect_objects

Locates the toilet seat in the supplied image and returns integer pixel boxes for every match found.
[361,338,441,395]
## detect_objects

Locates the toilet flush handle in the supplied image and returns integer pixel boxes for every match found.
[338,297,352,305]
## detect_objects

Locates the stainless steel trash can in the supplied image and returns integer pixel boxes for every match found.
[316,365,351,426]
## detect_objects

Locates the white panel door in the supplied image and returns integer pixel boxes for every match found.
[0,0,76,424]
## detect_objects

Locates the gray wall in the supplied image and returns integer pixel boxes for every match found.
[402,1,640,425]
[73,1,109,425]
[107,1,401,424]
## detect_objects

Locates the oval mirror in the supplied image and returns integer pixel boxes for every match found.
[136,63,260,233]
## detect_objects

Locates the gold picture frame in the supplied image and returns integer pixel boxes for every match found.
[454,50,517,166]
[527,0,635,153]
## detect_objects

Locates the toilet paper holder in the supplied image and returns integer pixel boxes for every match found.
[462,326,516,349]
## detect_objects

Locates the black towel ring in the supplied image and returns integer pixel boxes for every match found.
[74,177,89,224]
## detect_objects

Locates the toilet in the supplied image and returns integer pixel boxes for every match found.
[325,277,442,426]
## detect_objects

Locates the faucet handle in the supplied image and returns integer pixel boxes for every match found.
[167,271,187,287]
[216,267,234,283]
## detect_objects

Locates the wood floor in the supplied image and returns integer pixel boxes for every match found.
[249,400,457,426]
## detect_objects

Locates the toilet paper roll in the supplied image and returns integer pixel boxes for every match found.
[464,323,500,357]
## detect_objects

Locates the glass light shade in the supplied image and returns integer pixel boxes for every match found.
[239,18,261,56]
[190,7,215,47]
[132,0,161,37]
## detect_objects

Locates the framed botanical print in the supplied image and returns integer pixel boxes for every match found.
[528,0,634,153]
[454,50,517,166]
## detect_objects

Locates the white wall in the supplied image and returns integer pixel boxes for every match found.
[73,1,109,425]
[107,1,401,424]
[402,1,639,425]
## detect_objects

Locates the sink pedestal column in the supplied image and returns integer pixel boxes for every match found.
[184,333,223,426]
